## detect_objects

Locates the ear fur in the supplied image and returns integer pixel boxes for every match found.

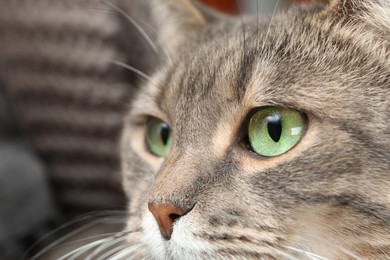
[152,0,224,55]
[325,0,390,31]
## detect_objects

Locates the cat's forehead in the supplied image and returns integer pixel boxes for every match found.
[135,9,389,142]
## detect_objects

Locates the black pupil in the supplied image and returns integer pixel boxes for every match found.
[159,124,170,145]
[267,114,282,142]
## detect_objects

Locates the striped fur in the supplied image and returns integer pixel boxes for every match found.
[121,0,390,259]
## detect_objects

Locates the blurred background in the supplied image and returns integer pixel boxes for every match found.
[200,0,328,14]
[0,0,328,259]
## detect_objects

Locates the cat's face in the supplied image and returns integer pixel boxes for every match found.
[121,0,390,259]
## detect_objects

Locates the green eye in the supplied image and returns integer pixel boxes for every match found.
[248,107,305,157]
[146,118,172,157]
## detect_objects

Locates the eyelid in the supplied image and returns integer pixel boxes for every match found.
[249,99,317,119]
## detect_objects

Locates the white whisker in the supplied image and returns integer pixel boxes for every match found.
[271,247,300,260]
[216,253,225,260]
[137,18,158,35]
[86,232,127,259]
[110,59,156,84]
[86,230,138,259]
[125,245,146,260]
[31,218,109,259]
[335,245,363,260]
[380,248,390,259]
[103,0,158,55]
[236,0,246,58]
[283,245,329,260]
[256,0,259,46]
[54,232,119,250]
[57,239,107,260]
[107,244,143,260]
[26,211,125,259]
[260,0,280,52]
[95,244,128,260]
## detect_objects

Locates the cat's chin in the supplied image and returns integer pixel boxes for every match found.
[141,212,214,260]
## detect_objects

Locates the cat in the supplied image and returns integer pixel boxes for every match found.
[118,0,390,259]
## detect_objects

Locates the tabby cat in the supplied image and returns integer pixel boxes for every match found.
[120,0,390,259]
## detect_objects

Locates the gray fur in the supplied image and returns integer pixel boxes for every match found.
[121,0,390,258]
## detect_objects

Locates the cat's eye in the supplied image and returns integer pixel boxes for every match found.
[248,107,305,157]
[146,118,172,157]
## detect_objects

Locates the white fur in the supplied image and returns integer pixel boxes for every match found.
[142,211,215,259]
[142,213,168,259]
[363,0,390,30]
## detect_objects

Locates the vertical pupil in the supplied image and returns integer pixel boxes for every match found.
[159,124,170,145]
[267,114,282,142]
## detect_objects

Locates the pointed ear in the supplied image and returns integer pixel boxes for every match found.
[152,0,224,54]
[325,0,390,30]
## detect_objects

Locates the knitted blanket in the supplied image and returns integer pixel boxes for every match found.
[0,0,155,217]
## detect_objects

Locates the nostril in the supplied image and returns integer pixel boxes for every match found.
[169,213,181,221]
[148,203,190,239]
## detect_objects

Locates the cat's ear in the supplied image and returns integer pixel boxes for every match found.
[152,0,224,54]
[325,0,390,30]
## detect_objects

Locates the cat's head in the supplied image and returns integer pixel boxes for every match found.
[121,0,390,258]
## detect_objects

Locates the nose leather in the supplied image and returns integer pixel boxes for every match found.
[148,203,188,239]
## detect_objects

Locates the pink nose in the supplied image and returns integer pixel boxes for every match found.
[148,203,188,239]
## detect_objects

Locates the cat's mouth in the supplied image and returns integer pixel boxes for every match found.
[140,212,283,259]
[141,212,214,259]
